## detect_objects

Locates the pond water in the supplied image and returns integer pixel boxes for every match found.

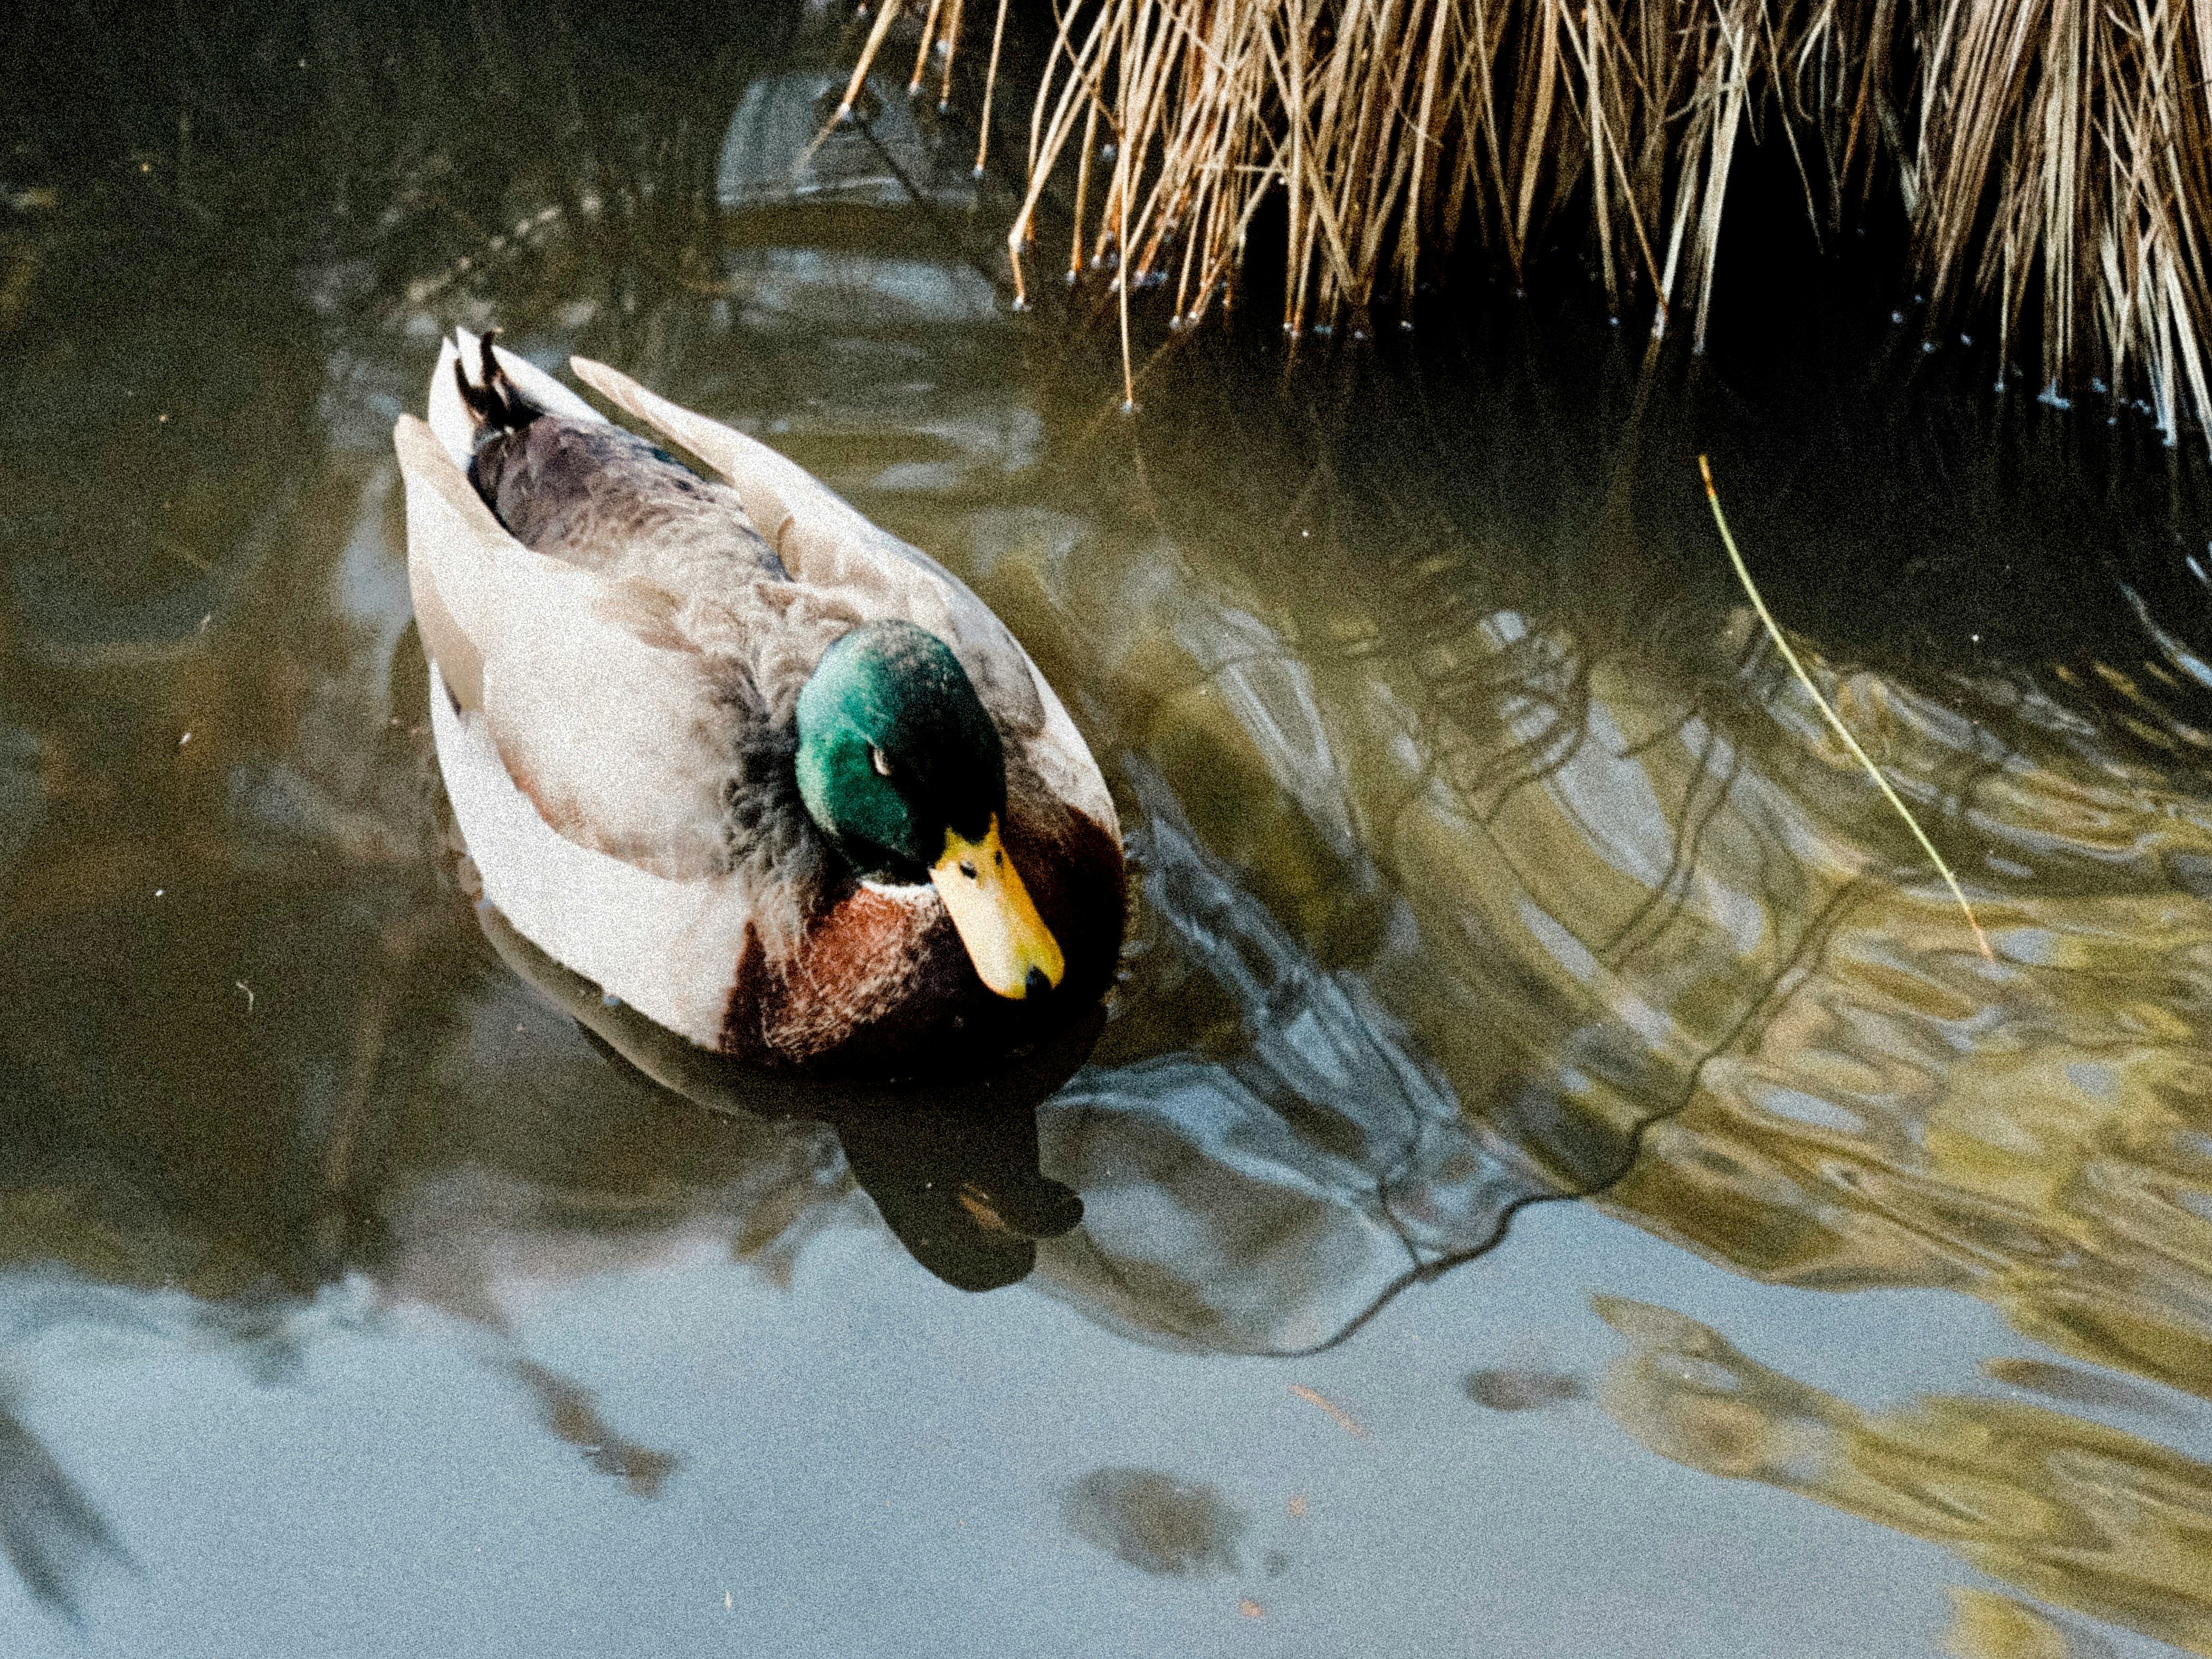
[5,5,2212,1654]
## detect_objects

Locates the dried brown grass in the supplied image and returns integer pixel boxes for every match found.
[850,0,2212,440]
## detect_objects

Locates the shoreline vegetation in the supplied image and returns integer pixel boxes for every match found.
[842,0,2212,444]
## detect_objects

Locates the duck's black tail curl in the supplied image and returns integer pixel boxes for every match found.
[453,329,543,443]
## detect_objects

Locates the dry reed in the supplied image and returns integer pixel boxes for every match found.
[849,0,2212,442]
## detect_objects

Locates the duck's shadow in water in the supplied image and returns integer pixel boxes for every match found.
[473,901,1095,1292]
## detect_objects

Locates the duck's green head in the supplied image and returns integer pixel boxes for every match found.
[795,620,1064,1000]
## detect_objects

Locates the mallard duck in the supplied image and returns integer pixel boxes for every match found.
[393,329,1124,1074]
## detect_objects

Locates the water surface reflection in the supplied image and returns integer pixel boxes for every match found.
[4,3,2212,1652]
[1601,1295,2212,1650]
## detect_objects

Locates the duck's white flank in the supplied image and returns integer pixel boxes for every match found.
[429,660,755,1047]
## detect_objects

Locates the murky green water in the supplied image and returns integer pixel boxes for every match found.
[6,5,2212,1654]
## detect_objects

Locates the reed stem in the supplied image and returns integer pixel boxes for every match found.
[829,0,2212,442]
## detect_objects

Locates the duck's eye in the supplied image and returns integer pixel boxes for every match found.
[870,746,893,778]
[959,861,977,880]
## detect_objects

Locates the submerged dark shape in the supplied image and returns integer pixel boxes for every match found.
[1062,1467,1247,1577]
[475,900,1090,1293]
[1463,1368,1585,1412]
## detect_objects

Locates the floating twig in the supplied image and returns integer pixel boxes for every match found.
[1288,1382,1370,1438]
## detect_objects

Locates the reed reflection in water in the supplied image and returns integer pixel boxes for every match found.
[1601,1295,2212,1650]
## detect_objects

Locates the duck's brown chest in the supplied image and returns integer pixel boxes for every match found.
[721,803,1126,1075]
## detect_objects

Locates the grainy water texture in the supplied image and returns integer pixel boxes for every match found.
[3,5,2212,1656]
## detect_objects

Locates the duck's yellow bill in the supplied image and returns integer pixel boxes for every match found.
[931,816,1065,999]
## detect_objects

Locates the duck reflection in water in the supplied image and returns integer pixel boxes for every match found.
[475,901,1092,1293]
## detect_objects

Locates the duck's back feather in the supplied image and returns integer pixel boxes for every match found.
[472,415,790,587]
[566,355,1118,843]
[398,409,769,887]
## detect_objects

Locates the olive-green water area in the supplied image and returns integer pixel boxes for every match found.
[6,4,2212,1655]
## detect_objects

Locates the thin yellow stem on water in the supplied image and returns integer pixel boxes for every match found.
[1698,455,1996,965]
